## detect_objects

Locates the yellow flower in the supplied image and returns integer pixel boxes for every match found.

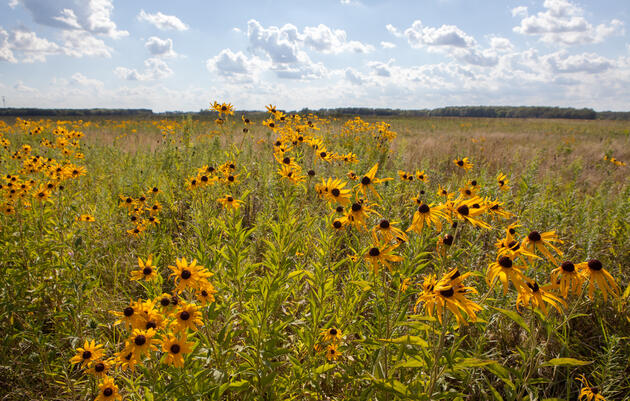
[130,255,158,281]
[161,333,194,368]
[576,259,620,302]
[325,343,341,361]
[320,327,343,343]
[95,376,122,401]
[169,258,211,292]
[218,195,243,210]
[496,172,510,191]
[521,230,563,265]
[364,241,404,273]
[128,328,159,358]
[69,340,104,368]
[171,301,203,333]
[486,253,528,295]
[516,281,566,316]
[86,359,111,378]
[407,202,449,233]
[453,157,473,171]
[372,219,408,243]
[549,261,585,298]
[576,375,606,401]
[354,163,392,200]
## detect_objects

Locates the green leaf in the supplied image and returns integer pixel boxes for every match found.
[394,357,425,369]
[351,280,373,291]
[541,358,592,367]
[314,363,336,374]
[378,335,428,347]
[453,357,498,369]
[491,306,531,334]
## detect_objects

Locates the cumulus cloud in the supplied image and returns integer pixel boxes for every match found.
[403,20,476,49]
[513,0,624,45]
[70,72,104,88]
[344,67,366,85]
[61,30,112,58]
[11,0,128,38]
[511,6,528,18]
[0,28,17,63]
[9,27,61,62]
[302,24,374,54]
[380,41,396,49]
[385,24,403,38]
[138,10,189,31]
[206,48,270,82]
[115,58,173,81]
[145,37,177,58]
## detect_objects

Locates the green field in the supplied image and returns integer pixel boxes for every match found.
[1,111,629,400]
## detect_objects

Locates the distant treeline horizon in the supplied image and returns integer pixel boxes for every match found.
[1,106,629,120]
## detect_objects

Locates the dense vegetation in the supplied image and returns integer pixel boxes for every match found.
[0,110,628,400]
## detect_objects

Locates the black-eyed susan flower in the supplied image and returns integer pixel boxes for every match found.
[576,375,606,401]
[130,255,158,282]
[436,233,454,257]
[364,241,403,273]
[550,261,585,298]
[161,333,194,368]
[111,300,143,329]
[346,201,380,230]
[521,230,563,265]
[496,172,510,191]
[355,163,392,200]
[407,202,449,233]
[516,281,566,316]
[398,170,413,181]
[218,195,243,210]
[486,253,528,294]
[172,301,203,333]
[69,340,104,368]
[86,359,111,378]
[576,259,620,302]
[321,327,343,343]
[128,328,158,358]
[95,376,121,401]
[169,258,208,292]
[322,177,351,206]
[325,344,341,361]
[458,184,477,199]
[415,170,428,182]
[347,171,358,181]
[77,214,95,222]
[448,196,491,229]
[372,219,408,243]
[415,268,482,325]
[196,282,217,306]
[113,345,138,372]
[453,157,473,171]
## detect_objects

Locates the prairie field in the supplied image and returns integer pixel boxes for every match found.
[0,109,629,401]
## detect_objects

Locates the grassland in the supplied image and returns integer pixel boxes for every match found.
[0,112,629,400]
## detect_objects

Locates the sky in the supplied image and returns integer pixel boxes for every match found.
[0,0,629,112]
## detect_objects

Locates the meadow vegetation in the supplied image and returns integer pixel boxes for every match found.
[0,108,629,400]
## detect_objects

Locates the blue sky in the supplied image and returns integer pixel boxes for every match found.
[0,0,629,111]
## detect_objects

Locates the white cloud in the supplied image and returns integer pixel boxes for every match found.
[206,48,270,82]
[403,20,476,49]
[344,67,366,85]
[9,28,61,63]
[513,0,624,45]
[145,36,177,58]
[138,10,189,31]
[489,36,514,52]
[115,58,173,81]
[11,0,128,38]
[0,28,17,63]
[386,24,403,38]
[70,72,104,89]
[511,6,528,18]
[246,19,351,79]
[545,51,613,73]
[368,59,395,77]
[381,41,396,49]
[61,30,112,58]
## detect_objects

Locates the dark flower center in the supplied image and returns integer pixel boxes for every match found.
[561,261,575,272]
[379,220,390,229]
[443,234,454,246]
[333,220,342,229]
[465,190,471,195]
[171,296,179,305]
[527,282,540,292]
[335,206,343,213]
[508,241,519,251]
[227,196,234,202]
[181,269,191,279]
[457,205,469,216]
[201,175,208,182]
[160,297,170,307]
[308,170,315,176]
[471,180,477,186]
[472,204,480,209]
[123,307,134,317]
[369,247,380,257]
[498,256,513,268]
[490,204,499,210]
[450,269,461,280]
[591,387,599,394]
[82,350,92,360]
[440,287,454,297]
[228,176,235,182]
[134,335,146,346]
[146,321,157,330]
[329,328,338,335]
[103,388,113,397]
[457,160,464,166]
[201,290,208,297]
[170,344,181,354]
[499,180,505,186]
[361,176,371,185]
[351,203,361,212]
[282,157,290,164]
[528,231,541,242]
[320,152,326,158]
[143,267,152,276]
[418,204,430,214]
[331,188,340,197]
[509,228,516,235]
[180,311,190,321]
[587,259,602,271]
[94,362,105,372]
